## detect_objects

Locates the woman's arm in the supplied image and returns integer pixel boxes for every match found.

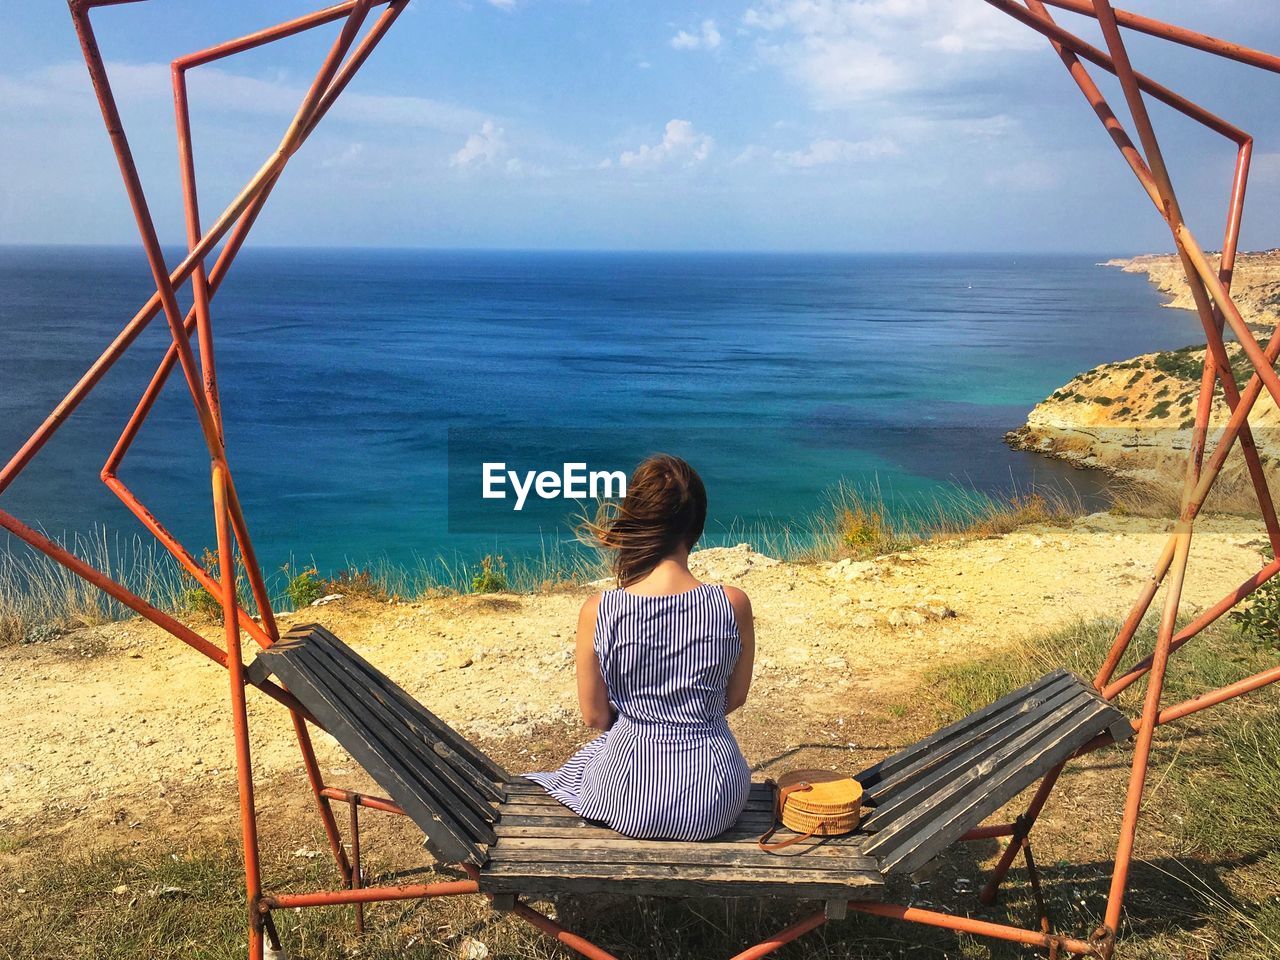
[575,593,613,730]
[724,586,755,714]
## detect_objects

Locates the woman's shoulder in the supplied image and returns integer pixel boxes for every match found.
[716,584,752,618]
[578,591,604,624]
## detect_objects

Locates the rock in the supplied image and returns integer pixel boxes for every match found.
[688,544,779,582]
[22,623,65,645]
[887,608,927,628]
[915,600,957,620]
[849,613,876,630]
[311,594,344,606]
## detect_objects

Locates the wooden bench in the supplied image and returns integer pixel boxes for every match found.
[251,626,1132,900]
[485,780,883,901]
[251,624,508,866]
[857,668,1132,875]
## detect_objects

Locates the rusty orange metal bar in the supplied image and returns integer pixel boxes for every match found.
[512,902,625,960]
[847,902,1106,956]
[1105,556,1280,699]
[321,787,407,816]
[983,0,1249,143]
[5,2,1277,959]
[726,912,829,960]
[261,879,479,910]
[1036,0,1280,74]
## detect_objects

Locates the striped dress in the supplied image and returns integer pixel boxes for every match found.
[525,583,751,841]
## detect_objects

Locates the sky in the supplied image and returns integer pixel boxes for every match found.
[1,0,1278,253]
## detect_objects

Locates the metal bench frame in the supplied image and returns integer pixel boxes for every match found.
[4,2,1279,958]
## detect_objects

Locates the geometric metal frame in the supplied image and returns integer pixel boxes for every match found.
[1,1,1277,958]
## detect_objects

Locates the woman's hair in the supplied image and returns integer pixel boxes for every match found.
[579,454,708,587]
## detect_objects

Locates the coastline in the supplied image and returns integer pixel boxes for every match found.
[1009,252,1280,486]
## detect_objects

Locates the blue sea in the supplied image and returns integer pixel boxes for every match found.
[0,247,1204,579]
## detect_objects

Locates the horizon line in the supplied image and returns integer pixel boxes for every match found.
[0,241,1176,258]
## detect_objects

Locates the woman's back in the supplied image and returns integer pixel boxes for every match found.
[595,584,739,728]
[527,581,752,840]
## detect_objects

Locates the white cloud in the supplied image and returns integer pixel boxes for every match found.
[617,119,714,169]
[0,61,492,136]
[743,0,1040,107]
[775,135,900,167]
[671,19,723,51]
[487,0,517,8]
[450,120,507,168]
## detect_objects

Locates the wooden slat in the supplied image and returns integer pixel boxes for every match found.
[294,647,499,839]
[301,636,504,811]
[500,795,777,818]
[861,671,1079,805]
[488,839,870,865]
[491,821,866,846]
[488,839,871,868]
[259,647,481,865]
[497,810,777,830]
[479,861,882,899]
[308,631,505,801]
[856,668,1071,792]
[867,700,1115,874]
[862,684,1094,831]
[305,624,510,784]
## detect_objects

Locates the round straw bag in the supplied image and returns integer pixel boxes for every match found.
[758,769,862,852]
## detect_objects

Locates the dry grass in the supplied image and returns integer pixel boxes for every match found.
[780,480,1084,563]
[1108,457,1280,519]
[0,481,1088,645]
[0,528,185,647]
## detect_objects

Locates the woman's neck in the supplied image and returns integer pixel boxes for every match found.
[622,553,702,596]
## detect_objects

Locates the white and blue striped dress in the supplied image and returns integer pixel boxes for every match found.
[525,583,751,841]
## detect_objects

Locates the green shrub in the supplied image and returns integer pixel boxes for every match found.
[284,565,324,609]
[178,548,249,619]
[1229,575,1280,651]
[471,554,509,593]
[1153,345,1204,381]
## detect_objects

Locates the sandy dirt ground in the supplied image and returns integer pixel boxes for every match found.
[0,512,1268,836]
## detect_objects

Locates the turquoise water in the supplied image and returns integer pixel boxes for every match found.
[0,248,1203,575]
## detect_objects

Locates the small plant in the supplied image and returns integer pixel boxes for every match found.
[179,548,247,619]
[323,568,388,601]
[471,554,509,594]
[1229,574,1280,651]
[838,503,893,557]
[284,564,324,609]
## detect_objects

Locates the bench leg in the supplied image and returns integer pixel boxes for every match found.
[727,911,828,960]
[981,762,1064,905]
[292,713,353,887]
[348,797,365,934]
[1023,841,1055,945]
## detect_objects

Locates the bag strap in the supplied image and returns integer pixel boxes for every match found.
[757,779,825,853]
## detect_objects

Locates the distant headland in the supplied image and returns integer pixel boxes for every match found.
[1009,251,1280,494]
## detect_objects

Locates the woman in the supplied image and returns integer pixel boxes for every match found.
[526,454,755,841]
